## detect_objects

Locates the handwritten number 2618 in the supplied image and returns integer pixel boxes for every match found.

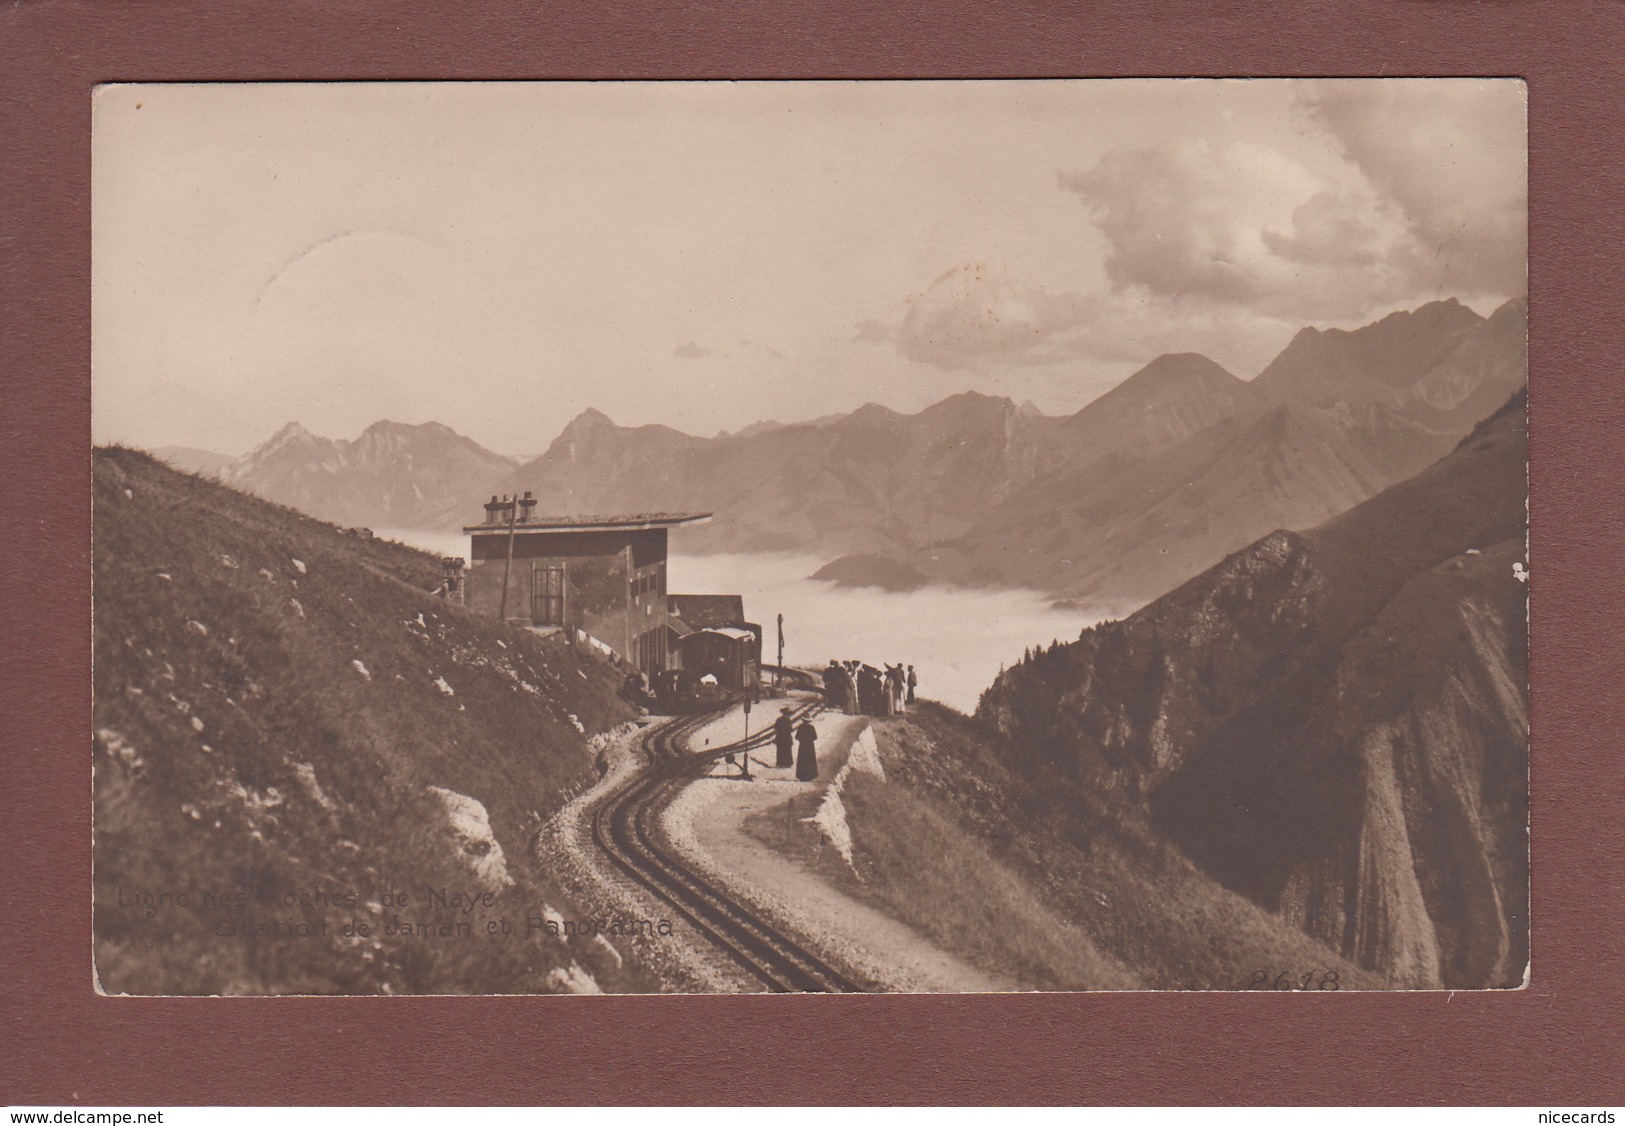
[1245,970,1341,990]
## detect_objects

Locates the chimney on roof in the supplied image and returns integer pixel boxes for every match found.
[483,495,503,523]
[519,491,537,522]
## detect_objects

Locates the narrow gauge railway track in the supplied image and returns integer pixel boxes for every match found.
[590,693,858,993]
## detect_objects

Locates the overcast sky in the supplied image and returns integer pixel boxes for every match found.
[92,79,1525,458]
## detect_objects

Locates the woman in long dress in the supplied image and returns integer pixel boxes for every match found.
[774,708,796,768]
[888,664,907,714]
[795,719,819,782]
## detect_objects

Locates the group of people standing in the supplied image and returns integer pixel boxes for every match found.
[762,660,920,788]
[821,659,916,718]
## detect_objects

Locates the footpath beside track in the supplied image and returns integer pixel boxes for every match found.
[589,673,857,993]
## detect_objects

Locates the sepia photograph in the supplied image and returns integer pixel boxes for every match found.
[90,78,1528,996]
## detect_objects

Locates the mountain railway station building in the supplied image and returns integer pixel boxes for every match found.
[462,495,711,677]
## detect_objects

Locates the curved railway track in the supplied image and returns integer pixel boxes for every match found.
[590,674,859,993]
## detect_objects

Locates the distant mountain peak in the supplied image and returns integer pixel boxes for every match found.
[849,401,903,423]
[356,419,473,445]
[938,388,1009,405]
[222,417,516,528]
[566,407,616,431]
[1253,296,1491,402]
[1354,296,1483,339]
[1130,352,1240,384]
[244,421,329,462]
[364,418,427,435]
[269,420,318,442]
[918,389,1019,424]
[722,419,786,440]
[1414,295,1474,316]
[1487,295,1529,324]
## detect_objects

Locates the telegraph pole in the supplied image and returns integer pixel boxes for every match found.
[496,496,519,620]
[776,613,785,693]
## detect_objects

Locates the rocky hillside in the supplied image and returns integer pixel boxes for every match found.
[976,391,1528,988]
[221,419,516,530]
[93,448,641,995]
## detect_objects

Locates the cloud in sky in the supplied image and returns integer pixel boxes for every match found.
[1059,137,1429,323]
[671,338,784,364]
[1298,79,1526,299]
[851,319,895,345]
[892,272,1308,381]
[1071,82,1525,320]
[896,264,1092,371]
[888,80,1525,377]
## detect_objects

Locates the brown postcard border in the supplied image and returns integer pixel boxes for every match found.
[3,0,1622,1107]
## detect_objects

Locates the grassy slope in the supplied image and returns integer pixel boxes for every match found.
[94,448,642,994]
[822,769,1139,990]
[850,706,1387,991]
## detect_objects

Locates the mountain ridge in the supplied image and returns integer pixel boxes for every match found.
[820,296,1525,605]
[221,419,518,531]
[212,295,1526,610]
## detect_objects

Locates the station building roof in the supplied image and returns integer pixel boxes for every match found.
[464,512,712,534]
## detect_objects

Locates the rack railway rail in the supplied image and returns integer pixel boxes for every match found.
[589,670,859,992]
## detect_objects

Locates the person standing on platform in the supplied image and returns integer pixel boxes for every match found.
[774,707,795,768]
[823,661,847,711]
[795,717,819,782]
[864,664,885,716]
[843,663,860,716]
[885,664,905,715]
[907,664,918,706]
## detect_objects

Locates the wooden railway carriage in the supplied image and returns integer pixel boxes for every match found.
[657,625,761,711]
